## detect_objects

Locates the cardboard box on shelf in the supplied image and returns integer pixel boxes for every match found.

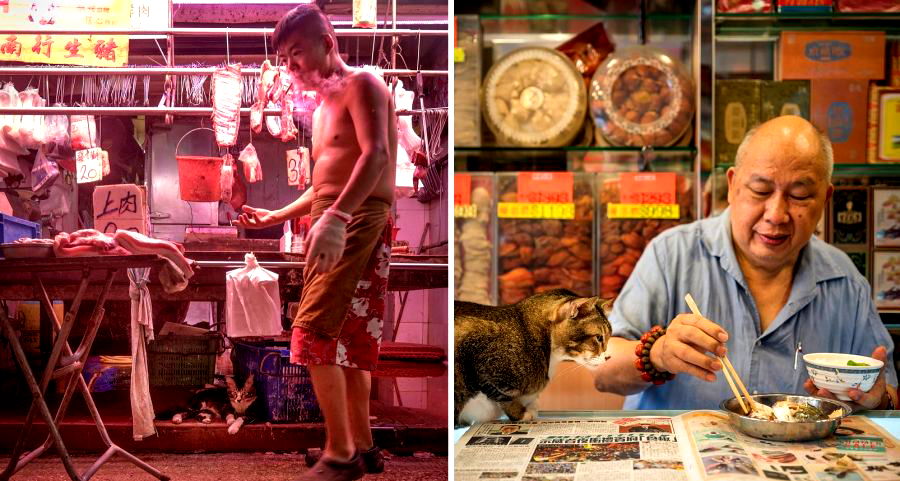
[779,31,885,80]
[715,79,761,165]
[811,79,869,163]
[867,85,900,163]
[761,80,810,121]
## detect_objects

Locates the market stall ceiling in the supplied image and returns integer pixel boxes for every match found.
[0,0,447,108]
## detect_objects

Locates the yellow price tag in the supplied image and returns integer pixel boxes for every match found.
[454,47,465,63]
[454,204,478,219]
[497,203,575,220]
[607,203,680,219]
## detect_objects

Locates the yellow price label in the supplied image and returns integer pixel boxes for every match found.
[454,204,478,219]
[454,47,465,63]
[607,203,680,219]
[497,203,575,220]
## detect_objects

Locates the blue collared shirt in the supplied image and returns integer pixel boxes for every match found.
[610,208,898,410]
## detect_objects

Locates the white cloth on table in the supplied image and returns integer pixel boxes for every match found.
[128,267,157,441]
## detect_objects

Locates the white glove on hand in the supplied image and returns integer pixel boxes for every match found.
[305,211,348,274]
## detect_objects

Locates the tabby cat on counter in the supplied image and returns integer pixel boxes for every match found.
[165,375,259,435]
[455,289,612,426]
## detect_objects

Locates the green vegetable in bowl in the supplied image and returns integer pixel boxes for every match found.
[847,360,870,367]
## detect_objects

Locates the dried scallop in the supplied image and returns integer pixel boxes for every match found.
[482,47,586,147]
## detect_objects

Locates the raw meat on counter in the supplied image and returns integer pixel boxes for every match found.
[53,229,132,257]
[211,64,243,147]
[49,230,196,294]
[113,230,196,294]
[220,153,235,203]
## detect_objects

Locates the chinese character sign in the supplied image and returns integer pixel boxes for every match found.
[0,0,131,66]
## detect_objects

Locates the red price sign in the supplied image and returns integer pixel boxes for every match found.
[619,172,677,205]
[455,173,472,206]
[517,172,574,204]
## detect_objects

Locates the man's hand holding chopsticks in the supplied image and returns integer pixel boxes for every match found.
[649,314,730,383]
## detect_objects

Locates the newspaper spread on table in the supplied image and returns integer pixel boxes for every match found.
[455,412,900,481]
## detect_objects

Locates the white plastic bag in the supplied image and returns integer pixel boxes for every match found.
[225,252,282,337]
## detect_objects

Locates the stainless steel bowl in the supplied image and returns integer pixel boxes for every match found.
[720,393,852,442]
[0,243,54,259]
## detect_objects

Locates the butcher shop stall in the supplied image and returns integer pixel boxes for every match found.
[0,1,448,479]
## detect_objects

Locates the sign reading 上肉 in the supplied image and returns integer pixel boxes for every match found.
[92,183,149,234]
[0,0,132,67]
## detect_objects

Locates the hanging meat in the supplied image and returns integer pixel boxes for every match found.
[239,143,262,183]
[279,89,298,142]
[211,64,243,147]
[251,60,280,133]
[230,167,246,212]
[220,153,235,203]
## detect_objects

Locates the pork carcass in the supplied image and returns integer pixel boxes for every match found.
[211,64,243,147]
[53,229,132,257]
[265,101,282,138]
[113,230,196,294]
[239,143,262,183]
[17,88,46,149]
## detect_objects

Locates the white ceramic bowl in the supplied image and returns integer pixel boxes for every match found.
[803,353,883,401]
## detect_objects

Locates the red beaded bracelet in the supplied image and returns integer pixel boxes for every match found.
[634,326,676,385]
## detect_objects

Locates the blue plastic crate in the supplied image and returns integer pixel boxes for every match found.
[232,341,321,423]
[0,214,40,243]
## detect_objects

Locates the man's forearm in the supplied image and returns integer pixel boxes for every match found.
[593,337,652,396]
[332,149,389,215]
[273,187,315,222]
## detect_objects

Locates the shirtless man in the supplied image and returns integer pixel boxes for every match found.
[236,5,396,480]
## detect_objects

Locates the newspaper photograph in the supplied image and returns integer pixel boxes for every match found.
[455,413,900,481]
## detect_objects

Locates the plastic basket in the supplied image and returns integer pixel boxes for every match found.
[0,213,40,243]
[233,340,321,423]
[148,334,220,387]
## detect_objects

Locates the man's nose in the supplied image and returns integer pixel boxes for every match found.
[764,195,789,224]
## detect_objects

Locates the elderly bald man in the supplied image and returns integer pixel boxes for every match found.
[592,115,898,411]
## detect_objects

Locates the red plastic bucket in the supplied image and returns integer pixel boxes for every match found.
[175,128,223,202]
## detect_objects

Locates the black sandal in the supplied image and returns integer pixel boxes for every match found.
[305,446,384,474]
[298,452,365,481]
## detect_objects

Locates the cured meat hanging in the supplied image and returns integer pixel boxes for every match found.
[211,64,243,147]
[239,143,262,183]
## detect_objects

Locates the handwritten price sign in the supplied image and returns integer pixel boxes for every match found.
[286,147,310,187]
[76,148,103,184]
[455,173,472,206]
[517,172,574,204]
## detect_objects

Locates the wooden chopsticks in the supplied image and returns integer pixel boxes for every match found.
[684,294,755,415]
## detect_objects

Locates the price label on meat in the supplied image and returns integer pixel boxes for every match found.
[517,172,574,204]
[619,172,677,205]
[286,147,309,187]
[498,202,575,220]
[76,148,103,184]
[607,203,680,219]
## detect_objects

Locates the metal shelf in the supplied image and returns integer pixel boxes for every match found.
[0,106,444,117]
[0,66,446,77]
[478,13,692,21]
[455,146,696,153]
[715,11,900,41]
[0,27,447,38]
[716,163,900,177]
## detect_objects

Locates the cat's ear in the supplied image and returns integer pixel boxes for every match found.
[558,297,595,321]
[225,375,238,392]
[243,373,255,391]
[596,298,613,317]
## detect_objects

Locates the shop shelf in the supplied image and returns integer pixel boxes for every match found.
[715,12,900,40]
